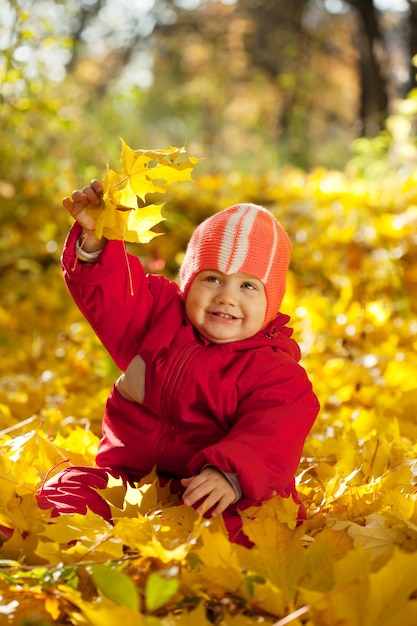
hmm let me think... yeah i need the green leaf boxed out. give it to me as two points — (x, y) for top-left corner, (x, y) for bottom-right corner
(145, 571), (179, 612)
(245, 575), (266, 599)
(41, 564), (79, 590)
(90, 564), (139, 611)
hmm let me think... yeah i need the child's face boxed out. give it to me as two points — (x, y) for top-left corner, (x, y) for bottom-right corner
(185, 270), (267, 344)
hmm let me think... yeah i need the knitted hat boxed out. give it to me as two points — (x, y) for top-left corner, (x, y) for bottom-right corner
(180, 203), (292, 325)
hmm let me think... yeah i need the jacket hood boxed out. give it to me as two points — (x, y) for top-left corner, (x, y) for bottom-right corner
(243, 312), (301, 361)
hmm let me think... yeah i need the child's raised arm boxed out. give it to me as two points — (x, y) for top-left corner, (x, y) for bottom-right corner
(62, 179), (105, 253)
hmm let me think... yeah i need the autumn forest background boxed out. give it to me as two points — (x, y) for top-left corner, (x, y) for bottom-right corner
(1, 1), (417, 625)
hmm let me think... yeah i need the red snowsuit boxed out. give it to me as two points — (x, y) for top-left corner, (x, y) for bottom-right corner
(38, 223), (319, 545)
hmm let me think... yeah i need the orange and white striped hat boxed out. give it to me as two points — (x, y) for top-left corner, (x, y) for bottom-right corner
(179, 203), (292, 324)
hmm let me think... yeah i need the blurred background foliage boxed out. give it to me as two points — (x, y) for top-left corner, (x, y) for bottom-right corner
(2, 3), (417, 622)
(1, 0), (417, 434)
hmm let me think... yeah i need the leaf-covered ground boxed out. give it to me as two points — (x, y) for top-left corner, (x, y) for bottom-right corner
(1, 166), (417, 626)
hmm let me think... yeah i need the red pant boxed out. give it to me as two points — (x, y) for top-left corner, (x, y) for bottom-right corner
(36, 466), (127, 521)
(36, 465), (254, 547)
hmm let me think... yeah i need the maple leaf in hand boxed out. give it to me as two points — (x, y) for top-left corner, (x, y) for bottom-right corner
(87, 138), (201, 243)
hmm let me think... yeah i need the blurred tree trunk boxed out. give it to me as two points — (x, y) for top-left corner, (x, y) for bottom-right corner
(237, 0), (312, 163)
(65, 0), (103, 72)
(407, 0), (417, 90)
(238, 0), (308, 73)
(238, 0), (308, 105)
(230, 0), (390, 139)
(345, 0), (389, 135)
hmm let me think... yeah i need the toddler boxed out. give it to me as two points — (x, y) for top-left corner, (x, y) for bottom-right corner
(37, 179), (320, 545)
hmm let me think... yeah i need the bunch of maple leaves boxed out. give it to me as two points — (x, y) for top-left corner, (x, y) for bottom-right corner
(1, 140), (417, 625)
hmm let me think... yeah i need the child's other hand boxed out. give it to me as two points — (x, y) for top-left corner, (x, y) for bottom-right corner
(63, 179), (105, 251)
(181, 467), (235, 517)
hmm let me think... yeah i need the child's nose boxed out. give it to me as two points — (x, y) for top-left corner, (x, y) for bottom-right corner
(215, 286), (236, 305)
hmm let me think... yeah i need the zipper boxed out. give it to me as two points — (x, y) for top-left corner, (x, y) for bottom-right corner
(153, 342), (201, 464)
(162, 343), (201, 419)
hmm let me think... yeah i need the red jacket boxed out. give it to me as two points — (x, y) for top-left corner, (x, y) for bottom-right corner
(62, 224), (319, 519)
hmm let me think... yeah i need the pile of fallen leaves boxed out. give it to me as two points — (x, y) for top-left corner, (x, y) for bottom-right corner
(1, 145), (417, 625)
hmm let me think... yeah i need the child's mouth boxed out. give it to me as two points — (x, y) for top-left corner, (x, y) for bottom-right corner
(211, 312), (236, 320)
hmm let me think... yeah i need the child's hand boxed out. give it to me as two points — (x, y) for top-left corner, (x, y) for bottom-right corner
(63, 179), (105, 252)
(181, 467), (236, 517)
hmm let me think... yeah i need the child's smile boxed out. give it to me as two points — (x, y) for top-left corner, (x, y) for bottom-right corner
(185, 270), (267, 344)
(212, 311), (235, 318)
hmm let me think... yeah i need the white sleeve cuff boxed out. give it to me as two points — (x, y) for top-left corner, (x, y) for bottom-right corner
(75, 238), (103, 262)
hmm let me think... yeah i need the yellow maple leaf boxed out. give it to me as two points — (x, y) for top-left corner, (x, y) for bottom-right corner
(38, 511), (111, 545)
(184, 520), (285, 617)
(240, 517), (306, 611)
(367, 549), (417, 626)
(302, 527), (354, 592)
(58, 585), (144, 626)
(240, 494), (301, 529)
(36, 511), (124, 565)
(303, 546), (417, 626)
(87, 138), (201, 243)
(0, 455), (29, 507)
(96, 466), (177, 521)
(301, 548), (370, 626)
(113, 506), (203, 564)
(51, 426), (100, 466)
(134, 466), (176, 512)
(331, 512), (417, 561)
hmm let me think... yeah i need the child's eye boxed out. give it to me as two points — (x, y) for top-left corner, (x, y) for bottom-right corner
(206, 275), (221, 284)
(241, 282), (256, 290)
